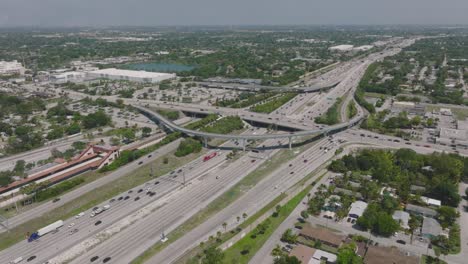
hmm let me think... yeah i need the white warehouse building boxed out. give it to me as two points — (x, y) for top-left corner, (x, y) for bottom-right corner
(86, 68), (176, 83)
(0, 60), (26, 75)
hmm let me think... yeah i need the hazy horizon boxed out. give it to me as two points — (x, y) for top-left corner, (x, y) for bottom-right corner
(1, 0), (468, 27)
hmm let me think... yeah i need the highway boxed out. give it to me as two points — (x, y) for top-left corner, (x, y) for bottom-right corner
(0, 140), (230, 264)
(150, 138), (341, 264)
(0, 37), (422, 264)
(0, 139), (181, 234)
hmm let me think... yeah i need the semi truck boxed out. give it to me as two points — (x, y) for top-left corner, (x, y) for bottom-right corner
(203, 152), (217, 162)
(28, 220), (64, 242)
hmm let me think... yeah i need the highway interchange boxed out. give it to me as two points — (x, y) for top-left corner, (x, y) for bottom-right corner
(1, 36), (458, 264)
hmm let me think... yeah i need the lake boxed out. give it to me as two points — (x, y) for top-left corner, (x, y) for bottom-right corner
(123, 62), (195, 73)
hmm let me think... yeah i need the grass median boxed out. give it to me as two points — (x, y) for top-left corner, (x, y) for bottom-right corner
(0, 150), (204, 251)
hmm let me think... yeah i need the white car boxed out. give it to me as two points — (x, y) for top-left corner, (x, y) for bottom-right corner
(68, 223), (75, 228)
(90, 212), (96, 218)
(75, 212), (85, 219)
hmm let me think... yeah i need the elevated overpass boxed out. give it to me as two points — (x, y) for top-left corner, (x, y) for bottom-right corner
(198, 79), (341, 93)
(125, 99), (317, 131)
(135, 105), (365, 150)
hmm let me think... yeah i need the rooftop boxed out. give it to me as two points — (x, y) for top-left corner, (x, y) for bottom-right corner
(289, 244), (315, 264)
(348, 201), (368, 218)
(422, 217), (442, 237)
(299, 225), (344, 247)
(392, 210), (410, 229)
(364, 246), (419, 264)
(405, 204), (437, 217)
(87, 68), (175, 79)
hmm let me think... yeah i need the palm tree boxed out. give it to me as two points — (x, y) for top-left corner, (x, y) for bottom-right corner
(242, 213), (248, 221)
(236, 216), (241, 223)
(222, 222), (227, 232)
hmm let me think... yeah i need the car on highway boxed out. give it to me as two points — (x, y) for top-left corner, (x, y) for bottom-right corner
(52, 198), (61, 203)
(109, 198), (115, 203)
(128, 190), (133, 194)
(138, 161), (143, 165)
(68, 223), (75, 228)
(396, 239), (406, 245)
(138, 189), (143, 193)
(75, 212), (85, 219)
(95, 220), (102, 226)
(134, 197), (140, 201)
(154, 181), (160, 185)
(124, 196), (130, 200)
(26, 256), (36, 262)
(90, 256), (99, 262)
(69, 228), (78, 235)
(118, 196), (123, 201)
(148, 154), (152, 158)
(103, 257), (112, 263)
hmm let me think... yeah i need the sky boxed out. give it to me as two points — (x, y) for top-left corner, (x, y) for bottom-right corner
(1, 0), (468, 27)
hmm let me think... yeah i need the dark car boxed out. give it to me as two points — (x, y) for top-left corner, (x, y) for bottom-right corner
(95, 220), (102, 226)
(103, 257), (112, 263)
(134, 197), (140, 201)
(290, 171), (294, 175)
(109, 199), (115, 203)
(118, 196), (123, 201)
(396, 239), (406, 245)
(148, 154), (152, 158)
(154, 181), (160, 185)
(90, 256), (99, 262)
(128, 190), (133, 194)
(303, 159), (308, 163)
(124, 196), (130, 200)
(138, 161), (143, 165)
(52, 198), (61, 203)
(27, 255), (37, 262)
(93, 207), (99, 211)
(138, 189), (143, 193)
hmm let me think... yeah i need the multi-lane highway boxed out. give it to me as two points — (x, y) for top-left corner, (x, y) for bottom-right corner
(0, 139), (181, 234)
(0, 37), (424, 264)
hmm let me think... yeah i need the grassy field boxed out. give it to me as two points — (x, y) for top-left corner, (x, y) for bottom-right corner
(222, 186), (313, 264)
(0, 150), (204, 251)
(131, 148), (302, 264)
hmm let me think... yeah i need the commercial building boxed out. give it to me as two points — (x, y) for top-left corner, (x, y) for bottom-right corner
(310, 249), (337, 264)
(86, 68), (175, 83)
(329, 45), (354, 52)
(0, 60), (25, 75)
(50, 71), (86, 83)
(348, 201), (368, 219)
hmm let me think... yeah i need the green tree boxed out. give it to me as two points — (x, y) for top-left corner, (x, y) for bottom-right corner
(274, 255), (301, 264)
(281, 229), (298, 244)
(436, 206), (459, 228)
(201, 246), (224, 264)
(337, 243), (363, 264)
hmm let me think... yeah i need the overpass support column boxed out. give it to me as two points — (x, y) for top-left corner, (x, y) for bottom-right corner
(242, 139), (246, 152)
(288, 137), (292, 150)
(204, 137), (208, 148)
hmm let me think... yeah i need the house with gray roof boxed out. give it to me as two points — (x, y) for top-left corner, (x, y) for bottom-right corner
(405, 204), (437, 218)
(421, 217), (442, 238)
(392, 210), (410, 229)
